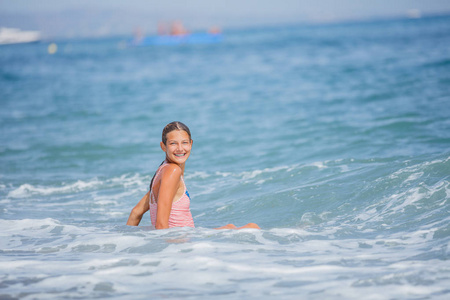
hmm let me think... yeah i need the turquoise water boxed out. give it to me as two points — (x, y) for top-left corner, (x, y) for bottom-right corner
(1, 16), (450, 299)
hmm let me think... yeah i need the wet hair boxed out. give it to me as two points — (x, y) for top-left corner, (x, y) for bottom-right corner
(149, 121), (192, 191)
(162, 121), (192, 145)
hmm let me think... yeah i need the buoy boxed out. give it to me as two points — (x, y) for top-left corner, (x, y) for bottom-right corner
(48, 43), (58, 54)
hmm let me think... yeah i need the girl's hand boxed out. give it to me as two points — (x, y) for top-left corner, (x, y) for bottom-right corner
(126, 191), (150, 226)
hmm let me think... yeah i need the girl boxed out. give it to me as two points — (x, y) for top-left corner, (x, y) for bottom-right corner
(126, 121), (259, 230)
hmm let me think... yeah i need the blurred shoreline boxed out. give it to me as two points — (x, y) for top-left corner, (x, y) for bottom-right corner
(1, 13), (448, 44)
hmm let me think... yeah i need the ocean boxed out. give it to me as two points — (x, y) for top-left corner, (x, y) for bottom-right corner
(1, 15), (449, 299)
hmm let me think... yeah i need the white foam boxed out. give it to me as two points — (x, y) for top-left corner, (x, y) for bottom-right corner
(405, 171), (424, 182)
(110, 173), (148, 188)
(215, 171), (232, 177)
(390, 156), (449, 182)
(355, 179), (449, 223)
(185, 171), (211, 179)
(0, 218), (61, 233)
(310, 161), (327, 169)
(193, 212), (206, 218)
(6, 173), (150, 199)
(1, 223), (449, 299)
(7, 180), (102, 198)
(241, 169), (263, 180)
(216, 205), (229, 212)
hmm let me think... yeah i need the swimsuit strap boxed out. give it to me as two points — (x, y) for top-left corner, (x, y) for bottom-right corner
(149, 160), (167, 190)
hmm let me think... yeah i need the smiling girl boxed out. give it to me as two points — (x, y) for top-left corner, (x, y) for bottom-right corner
(126, 121), (259, 230)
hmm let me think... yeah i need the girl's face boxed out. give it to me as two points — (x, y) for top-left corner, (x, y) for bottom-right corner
(161, 130), (192, 165)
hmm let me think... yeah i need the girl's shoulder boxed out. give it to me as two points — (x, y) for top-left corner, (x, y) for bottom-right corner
(159, 162), (182, 177)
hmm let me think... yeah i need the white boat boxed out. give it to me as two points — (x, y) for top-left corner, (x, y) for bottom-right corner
(0, 27), (41, 45)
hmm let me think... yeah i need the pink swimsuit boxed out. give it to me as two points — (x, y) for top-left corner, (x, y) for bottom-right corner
(149, 161), (195, 228)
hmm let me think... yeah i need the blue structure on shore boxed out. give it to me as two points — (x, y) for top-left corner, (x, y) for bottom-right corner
(130, 33), (223, 46)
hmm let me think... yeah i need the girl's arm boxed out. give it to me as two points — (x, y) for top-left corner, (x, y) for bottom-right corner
(126, 191), (150, 226)
(154, 164), (182, 229)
